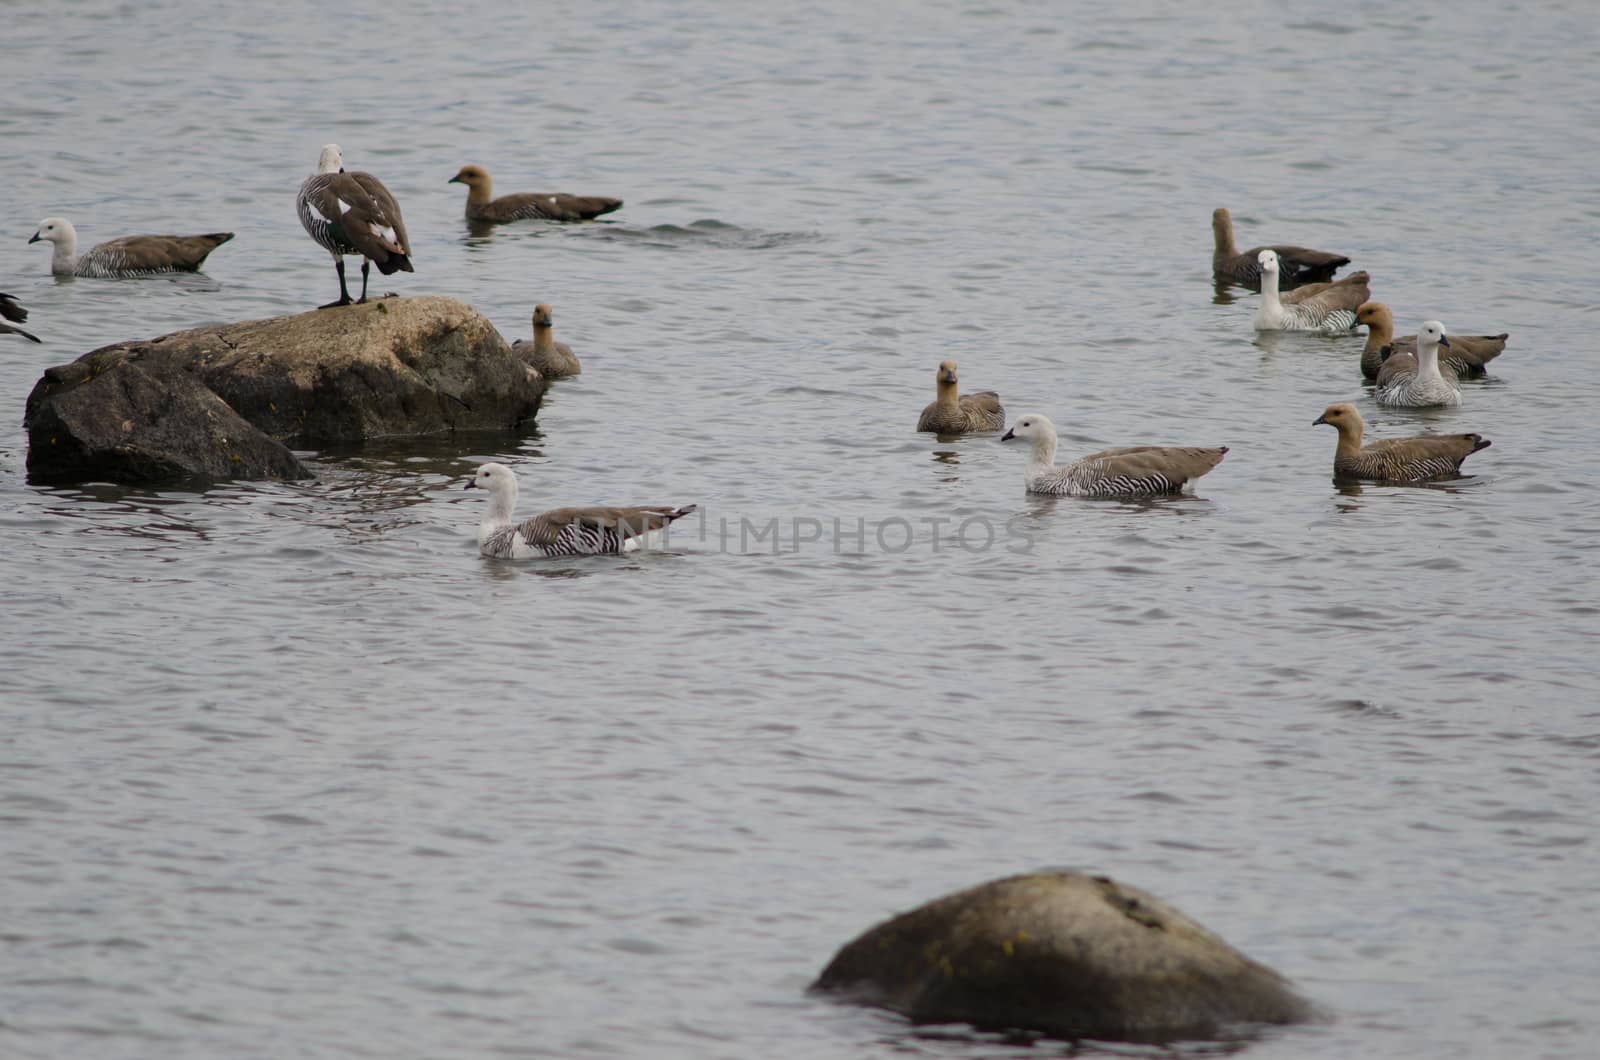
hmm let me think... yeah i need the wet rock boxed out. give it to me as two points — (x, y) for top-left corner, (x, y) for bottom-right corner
(812, 871), (1315, 1043)
(24, 295), (546, 484)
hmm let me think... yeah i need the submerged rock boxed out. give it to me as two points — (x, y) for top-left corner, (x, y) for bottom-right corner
(812, 870), (1315, 1043)
(24, 296), (546, 484)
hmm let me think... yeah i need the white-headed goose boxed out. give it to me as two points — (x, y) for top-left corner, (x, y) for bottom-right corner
(29, 218), (232, 278)
(465, 462), (695, 559)
(1000, 414), (1226, 497)
(1356, 301), (1507, 381)
(1375, 321), (1461, 407)
(1252, 250), (1369, 333)
(297, 144), (413, 308)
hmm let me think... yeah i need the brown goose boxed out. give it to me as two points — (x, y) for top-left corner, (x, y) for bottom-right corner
(1212, 207), (1350, 290)
(1001, 414), (1226, 497)
(448, 164), (622, 223)
(1313, 403), (1489, 481)
(916, 359), (1003, 433)
(1, 293), (40, 342)
(466, 462), (694, 558)
(297, 144), (413, 308)
(1356, 301), (1507, 380)
(29, 218), (232, 278)
(510, 303), (581, 379)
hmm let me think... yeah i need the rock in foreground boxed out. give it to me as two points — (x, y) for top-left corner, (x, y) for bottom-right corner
(812, 871), (1315, 1043)
(24, 296), (546, 484)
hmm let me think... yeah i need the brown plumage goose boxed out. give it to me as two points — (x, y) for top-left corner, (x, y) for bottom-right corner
(1313, 403), (1490, 481)
(1001, 414), (1226, 497)
(510, 303), (581, 379)
(297, 144), (413, 307)
(448, 165), (622, 223)
(1212, 207), (1350, 290)
(29, 218), (232, 278)
(1, 292), (40, 342)
(466, 462), (694, 558)
(1356, 302), (1507, 380)
(916, 359), (1004, 433)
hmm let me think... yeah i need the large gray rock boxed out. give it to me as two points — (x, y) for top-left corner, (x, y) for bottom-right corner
(812, 871), (1315, 1043)
(24, 296), (546, 484)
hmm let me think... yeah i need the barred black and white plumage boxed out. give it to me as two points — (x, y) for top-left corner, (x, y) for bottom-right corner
(448, 164), (622, 224)
(1001, 414), (1227, 498)
(298, 144), (412, 307)
(1375, 321), (1462, 408)
(28, 217), (232, 278)
(1359, 302), (1508, 381)
(1313, 403), (1490, 482)
(1252, 250), (1369, 333)
(466, 462), (695, 559)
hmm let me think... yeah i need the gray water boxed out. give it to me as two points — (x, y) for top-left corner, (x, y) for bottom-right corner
(3, 1), (1599, 1057)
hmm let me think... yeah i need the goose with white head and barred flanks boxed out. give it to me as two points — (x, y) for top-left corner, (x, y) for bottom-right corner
(466, 462), (695, 558)
(28, 218), (232, 278)
(1000, 414), (1227, 497)
(1313, 403), (1489, 481)
(1252, 249), (1369, 333)
(1375, 321), (1461, 407)
(297, 144), (413, 308)
(1357, 301), (1507, 380)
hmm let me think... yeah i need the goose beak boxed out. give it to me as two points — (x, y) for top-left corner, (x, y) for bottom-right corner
(448, 175), (461, 184)
(1312, 414), (1327, 426)
(1001, 428), (1015, 442)
(464, 479), (477, 490)
(28, 232), (41, 243)
(1438, 334), (1451, 348)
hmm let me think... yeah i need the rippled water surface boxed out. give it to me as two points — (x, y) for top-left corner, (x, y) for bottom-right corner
(4, 2), (1599, 1058)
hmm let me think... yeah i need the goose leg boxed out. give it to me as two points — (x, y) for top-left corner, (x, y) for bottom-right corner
(357, 259), (371, 304)
(320, 258), (353, 309)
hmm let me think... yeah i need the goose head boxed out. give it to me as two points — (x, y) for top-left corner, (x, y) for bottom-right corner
(1418, 320), (1451, 349)
(936, 359), (959, 387)
(465, 461), (518, 499)
(1256, 248), (1280, 276)
(1000, 413), (1057, 445)
(1355, 301), (1392, 333)
(532, 303), (554, 329)
(28, 217), (76, 247)
(1312, 403), (1363, 430)
(449, 164), (491, 189)
(315, 144), (344, 175)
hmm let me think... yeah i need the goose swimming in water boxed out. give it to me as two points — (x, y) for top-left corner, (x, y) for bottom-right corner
(1356, 301), (1507, 380)
(1375, 321), (1461, 407)
(1313, 403), (1489, 481)
(916, 359), (1004, 433)
(1252, 249), (1369, 333)
(466, 462), (695, 558)
(1211, 207), (1351, 290)
(297, 144), (413, 307)
(1000, 414), (1227, 497)
(28, 218), (232, 278)
(448, 164), (622, 223)
(510, 303), (582, 379)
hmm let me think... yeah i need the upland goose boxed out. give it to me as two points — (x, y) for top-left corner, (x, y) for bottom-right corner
(1253, 250), (1369, 333)
(916, 359), (1004, 433)
(297, 144), (412, 308)
(510, 303), (581, 379)
(1212, 207), (1350, 289)
(448, 165), (622, 223)
(1, 293), (40, 342)
(1356, 301), (1507, 380)
(466, 462), (695, 558)
(1375, 321), (1461, 407)
(1000, 414), (1226, 497)
(1313, 403), (1489, 481)
(28, 218), (232, 278)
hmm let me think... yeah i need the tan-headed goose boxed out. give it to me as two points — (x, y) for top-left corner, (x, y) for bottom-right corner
(1375, 321), (1461, 407)
(510, 303), (581, 379)
(1253, 250), (1369, 333)
(465, 462), (695, 559)
(1212, 207), (1350, 289)
(1, 293), (40, 342)
(1000, 414), (1226, 497)
(448, 165), (622, 224)
(916, 359), (1004, 433)
(28, 218), (232, 278)
(297, 144), (413, 308)
(1313, 403), (1489, 481)
(1356, 301), (1507, 380)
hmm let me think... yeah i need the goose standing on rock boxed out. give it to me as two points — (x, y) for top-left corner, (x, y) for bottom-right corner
(28, 218), (232, 278)
(466, 462), (696, 558)
(297, 144), (412, 308)
(1313, 403), (1489, 481)
(1253, 249), (1370, 333)
(916, 359), (1004, 433)
(1000, 414), (1227, 497)
(1356, 301), (1507, 380)
(1212, 207), (1350, 290)
(1, 293), (40, 342)
(511, 303), (581, 379)
(1375, 321), (1461, 407)
(448, 165), (622, 223)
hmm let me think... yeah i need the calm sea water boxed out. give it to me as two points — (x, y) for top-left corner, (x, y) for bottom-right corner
(3, 2), (1599, 1058)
